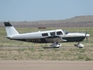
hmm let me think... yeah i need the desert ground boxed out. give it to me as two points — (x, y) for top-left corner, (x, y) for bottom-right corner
(0, 45), (93, 70)
(0, 60), (93, 70)
(0, 16), (93, 70)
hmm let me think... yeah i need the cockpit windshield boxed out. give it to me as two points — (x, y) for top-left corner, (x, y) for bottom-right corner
(63, 30), (69, 34)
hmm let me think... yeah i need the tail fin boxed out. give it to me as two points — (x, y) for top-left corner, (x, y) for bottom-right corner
(4, 22), (19, 37)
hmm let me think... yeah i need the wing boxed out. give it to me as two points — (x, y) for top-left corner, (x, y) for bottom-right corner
(45, 36), (67, 43)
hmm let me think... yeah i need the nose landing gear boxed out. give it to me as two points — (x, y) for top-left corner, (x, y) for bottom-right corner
(74, 42), (84, 48)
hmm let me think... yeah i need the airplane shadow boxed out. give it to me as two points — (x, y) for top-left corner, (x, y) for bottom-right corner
(43, 46), (59, 49)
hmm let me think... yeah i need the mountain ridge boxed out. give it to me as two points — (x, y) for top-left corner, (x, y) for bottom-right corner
(0, 15), (93, 27)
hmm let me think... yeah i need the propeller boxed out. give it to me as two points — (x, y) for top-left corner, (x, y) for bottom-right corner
(85, 30), (88, 42)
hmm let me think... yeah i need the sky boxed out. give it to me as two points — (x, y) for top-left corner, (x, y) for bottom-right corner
(0, 0), (93, 21)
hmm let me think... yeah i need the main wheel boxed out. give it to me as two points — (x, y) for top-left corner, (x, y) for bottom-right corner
(50, 43), (61, 48)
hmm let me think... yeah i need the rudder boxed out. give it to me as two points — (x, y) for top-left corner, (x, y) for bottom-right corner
(4, 22), (19, 37)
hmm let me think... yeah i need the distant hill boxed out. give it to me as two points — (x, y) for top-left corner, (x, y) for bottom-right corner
(0, 15), (93, 28)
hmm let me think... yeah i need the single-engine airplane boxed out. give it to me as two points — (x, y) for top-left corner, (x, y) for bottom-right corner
(4, 22), (90, 48)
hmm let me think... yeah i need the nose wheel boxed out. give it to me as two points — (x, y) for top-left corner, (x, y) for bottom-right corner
(74, 42), (84, 48)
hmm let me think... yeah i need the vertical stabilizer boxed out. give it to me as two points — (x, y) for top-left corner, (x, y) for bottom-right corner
(4, 22), (19, 37)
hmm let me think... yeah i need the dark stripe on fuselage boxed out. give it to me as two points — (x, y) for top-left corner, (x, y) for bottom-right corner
(63, 36), (85, 42)
(12, 38), (47, 43)
(10, 36), (85, 43)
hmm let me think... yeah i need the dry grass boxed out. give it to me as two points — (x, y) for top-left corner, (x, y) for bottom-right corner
(0, 47), (93, 61)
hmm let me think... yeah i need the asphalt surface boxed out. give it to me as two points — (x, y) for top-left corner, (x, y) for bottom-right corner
(0, 60), (93, 70)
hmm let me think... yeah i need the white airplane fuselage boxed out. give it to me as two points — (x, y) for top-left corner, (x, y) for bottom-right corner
(4, 22), (90, 48)
(7, 29), (89, 43)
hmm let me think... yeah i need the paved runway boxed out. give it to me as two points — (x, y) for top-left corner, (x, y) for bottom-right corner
(0, 60), (93, 70)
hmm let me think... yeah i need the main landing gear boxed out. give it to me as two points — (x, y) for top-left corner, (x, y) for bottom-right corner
(50, 42), (84, 48)
(74, 42), (84, 48)
(50, 42), (61, 48)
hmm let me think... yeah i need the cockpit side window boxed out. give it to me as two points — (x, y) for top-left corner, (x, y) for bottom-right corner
(42, 33), (48, 36)
(50, 32), (55, 36)
(57, 31), (63, 35)
(63, 30), (69, 34)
